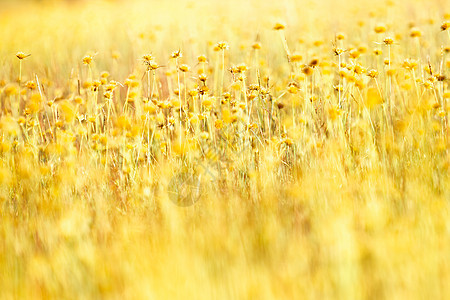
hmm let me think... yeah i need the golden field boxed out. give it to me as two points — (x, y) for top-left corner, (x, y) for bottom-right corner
(0, 0), (449, 298)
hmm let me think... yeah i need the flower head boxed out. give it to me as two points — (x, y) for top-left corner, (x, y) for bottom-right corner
(16, 52), (31, 60)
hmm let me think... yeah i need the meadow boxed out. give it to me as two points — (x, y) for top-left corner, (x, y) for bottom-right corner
(0, 0), (449, 298)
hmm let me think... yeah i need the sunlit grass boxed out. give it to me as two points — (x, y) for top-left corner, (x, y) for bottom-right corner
(0, 0), (449, 299)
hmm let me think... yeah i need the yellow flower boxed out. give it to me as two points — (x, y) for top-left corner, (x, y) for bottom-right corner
(82, 55), (93, 65)
(273, 22), (286, 30)
(179, 64), (190, 72)
(441, 21), (450, 31)
(16, 52), (31, 60)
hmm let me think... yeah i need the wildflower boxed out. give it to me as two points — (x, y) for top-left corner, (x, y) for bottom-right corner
(273, 22), (286, 30)
(236, 63), (247, 73)
(111, 50), (121, 60)
(16, 52), (31, 60)
(200, 132), (209, 140)
(92, 80), (101, 90)
(202, 97), (213, 108)
(313, 40), (323, 46)
(215, 41), (229, 51)
(3, 84), (18, 96)
(443, 91), (450, 98)
(215, 119), (224, 129)
(374, 23), (387, 33)
(383, 37), (394, 45)
(83, 81), (92, 89)
(353, 64), (365, 74)
(309, 58), (319, 67)
(198, 73), (207, 82)
(284, 138), (293, 146)
(386, 68), (396, 76)
(189, 114), (199, 125)
(252, 42), (262, 50)
(287, 83), (299, 94)
(26, 80), (37, 89)
(357, 45), (368, 53)
(435, 74), (446, 81)
(179, 64), (190, 72)
(328, 105), (343, 120)
(302, 65), (313, 76)
(289, 52), (302, 62)
(171, 98), (181, 108)
(144, 103), (157, 114)
(104, 91), (113, 100)
(441, 21), (450, 31)
(349, 49), (360, 59)
(336, 32), (346, 40)
(373, 49), (382, 55)
(0, 115), (20, 136)
(223, 92), (231, 101)
(146, 60), (159, 71)
(333, 47), (345, 56)
(142, 54), (154, 62)
(410, 27), (422, 37)
(171, 50), (182, 59)
(188, 89), (198, 97)
(197, 55), (207, 63)
(82, 55), (93, 65)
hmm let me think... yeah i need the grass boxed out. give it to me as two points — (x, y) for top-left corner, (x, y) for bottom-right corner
(0, 0), (449, 299)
